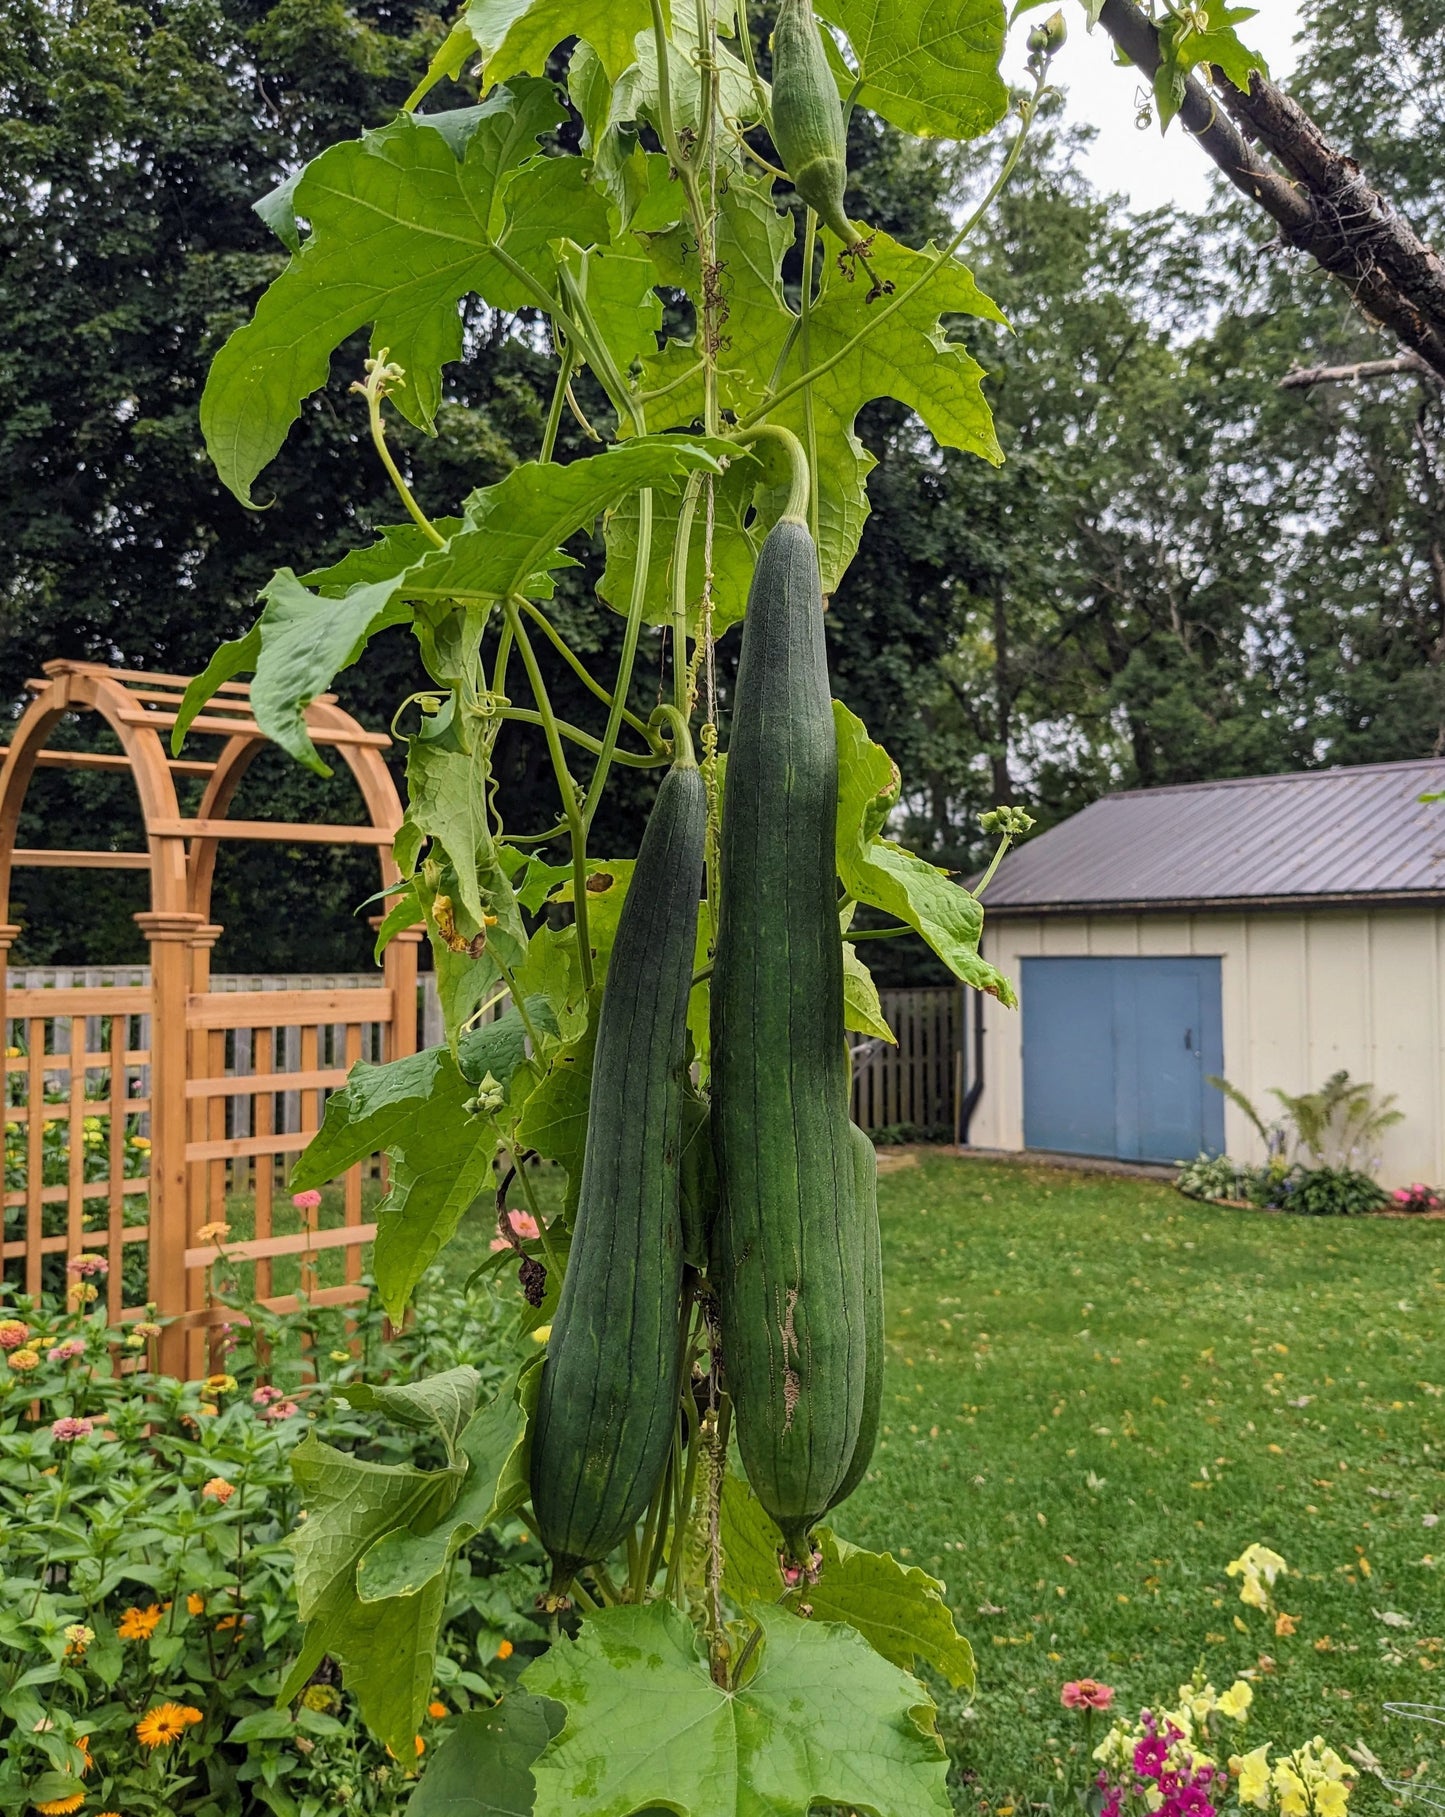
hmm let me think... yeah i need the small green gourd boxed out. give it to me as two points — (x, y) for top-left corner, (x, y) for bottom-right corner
(769, 0), (861, 249)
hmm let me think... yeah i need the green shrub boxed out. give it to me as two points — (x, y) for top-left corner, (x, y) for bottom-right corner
(1176, 1154), (1389, 1216)
(0, 1260), (534, 1817)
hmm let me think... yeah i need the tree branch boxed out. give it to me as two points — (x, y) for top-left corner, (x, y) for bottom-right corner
(1095, 0), (1445, 381)
(1279, 354), (1441, 391)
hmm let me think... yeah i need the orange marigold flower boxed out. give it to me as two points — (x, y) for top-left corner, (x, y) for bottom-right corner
(187, 1593), (206, 1617)
(427, 1701), (448, 1719)
(495, 1638), (514, 1660)
(215, 1614), (240, 1632)
(118, 1604), (163, 1640)
(201, 1476), (235, 1503)
(7, 1349), (40, 1372)
(33, 1793), (84, 1815)
(135, 1703), (203, 1748)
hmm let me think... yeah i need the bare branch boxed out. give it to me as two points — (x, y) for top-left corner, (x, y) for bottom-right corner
(1095, 0), (1445, 382)
(1279, 354), (1441, 390)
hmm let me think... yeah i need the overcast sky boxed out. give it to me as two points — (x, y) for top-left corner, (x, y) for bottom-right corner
(1009, 2), (1304, 214)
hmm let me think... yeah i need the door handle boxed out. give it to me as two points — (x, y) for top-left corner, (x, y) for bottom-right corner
(1184, 1028), (1193, 1052)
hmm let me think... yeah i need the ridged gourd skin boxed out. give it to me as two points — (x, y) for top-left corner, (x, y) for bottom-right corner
(710, 515), (866, 1559)
(827, 1124), (882, 1513)
(530, 759), (707, 1584)
(769, 0), (859, 249)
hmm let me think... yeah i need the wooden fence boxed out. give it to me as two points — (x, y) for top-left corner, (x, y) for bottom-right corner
(4, 967), (968, 1369)
(2, 967), (407, 1374)
(850, 986), (965, 1136)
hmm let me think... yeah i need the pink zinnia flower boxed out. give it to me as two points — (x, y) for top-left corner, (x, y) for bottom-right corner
(292, 1189), (323, 1211)
(1061, 1678), (1115, 1711)
(263, 1399), (300, 1421)
(51, 1416), (94, 1442)
(47, 1339), (86, 1363)
(66, 1253), (108, 1277)
(0, 1319), (30, 1350)
(251, 1384), (283, 1406)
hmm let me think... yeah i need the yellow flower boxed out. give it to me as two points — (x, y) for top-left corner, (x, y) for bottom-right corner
(7, 1349), (39, 1372)
(300, 1684), (339, 1712)
(135, 1703), (203, 1748)
(195, 1220), (229, 1243)
(1315, 1782), (1349, 1817)
(530, 1324), (552, 1343)
(33, 1793), (84, 1815)
(203, 1373), (237, 1396)
(496, 1638), (514, 1660)
(62, 1623), (94, 1654)
(67, 1282), (98, 1304)
(329, 1350), (351, 1363)
(130, 1135), (151, 1150)
(187, 1593), (206, 1617)
(118, 1604), (163, 1641)
(1216, 1679), (1253, 1721)
(1232, 1744), (1272, 1810)
(1227, 1543), (1286, 1612)
(1273, 1760), (1309, 1816)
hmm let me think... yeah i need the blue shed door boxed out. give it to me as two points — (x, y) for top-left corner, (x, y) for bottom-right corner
(1021, 956), (1224, 1163)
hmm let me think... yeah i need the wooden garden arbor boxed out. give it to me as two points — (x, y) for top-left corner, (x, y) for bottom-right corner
(0, 660), (419, 1375)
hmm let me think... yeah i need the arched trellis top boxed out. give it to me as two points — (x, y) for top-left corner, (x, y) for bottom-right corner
(0, 661), (418, 1379)
(0, 658), (403, 926)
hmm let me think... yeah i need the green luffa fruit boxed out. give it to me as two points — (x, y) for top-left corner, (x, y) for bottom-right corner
(530, 757), (707, 1586)
(769, 0), (861, 249)
(827, 1124), (882, 1513)
(710, 514), (867, 1561)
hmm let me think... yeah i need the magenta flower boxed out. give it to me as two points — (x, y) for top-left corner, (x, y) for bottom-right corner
(263, 1399), (300, 1421)
(51, 1416), (93, 1441)
(251, 1384), (283, 1406)
(292, 1189), (323, 1211)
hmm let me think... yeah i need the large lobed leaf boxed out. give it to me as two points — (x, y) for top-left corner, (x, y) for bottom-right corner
(720, 1474), (976, 1691)
(523, 1600), (952, 1817)
(818, 0), (1008, 140)
(834, 700), (1017, 1005)
(281, 1368), (532, 1763)
(203, 82), (604, 503)
(290, 1042), (514, 1321)
(175, 436), (730, 774)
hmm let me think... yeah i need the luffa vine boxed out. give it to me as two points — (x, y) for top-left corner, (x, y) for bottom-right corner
(175, 0), (1253, 1808)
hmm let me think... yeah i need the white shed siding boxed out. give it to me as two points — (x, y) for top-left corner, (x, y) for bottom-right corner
(972, 907), (1445, 1188)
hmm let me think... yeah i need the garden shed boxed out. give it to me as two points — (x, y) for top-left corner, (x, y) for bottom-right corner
(968, 759), (1445, 1187)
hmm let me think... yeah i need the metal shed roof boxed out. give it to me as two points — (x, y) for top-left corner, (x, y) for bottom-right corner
(983, 759), (1445, 915)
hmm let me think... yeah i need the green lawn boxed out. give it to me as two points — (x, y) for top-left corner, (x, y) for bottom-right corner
(841, 1154), (1445, 1809)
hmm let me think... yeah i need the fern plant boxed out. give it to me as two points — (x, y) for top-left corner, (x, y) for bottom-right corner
(1208, 1071), (1401, 1175)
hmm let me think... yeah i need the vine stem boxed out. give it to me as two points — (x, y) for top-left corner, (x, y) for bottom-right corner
(520, 599), (658, 738)
(501, 598), (595, 991)
(799, 208), (822, 548)
(539, 337), (576, 464)
(355, 352), (445, 548)
(671, 474), (704, 717)
(733, 423), (810, 521)
(739, 67), (1048, 430)
(583, 486), (654, 830)
(495, 705), (668, 767)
